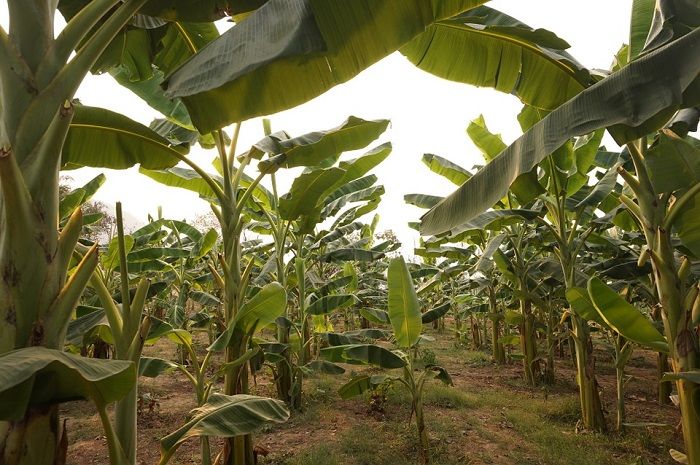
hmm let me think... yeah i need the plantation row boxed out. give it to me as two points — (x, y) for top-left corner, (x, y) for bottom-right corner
(0, 1), (699, 465)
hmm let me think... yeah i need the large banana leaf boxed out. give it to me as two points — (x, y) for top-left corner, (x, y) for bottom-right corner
(232, 282), (287, 335)
(401, 6), (591, 111)
(587, 277), (668, 353)
(322, 185), (384, 220)
(422, 154), (472, 185)
(645, 131), (700, 193)
(421, 302), (451, 324)
(420, 28), (700, 235)
(255, 117), (389, 169)
(210, 282), (287, 351)
(466, 115), (545, 204)
(140, 167), (223, 198)
(138, 357), (178, 378)
(404, 193), (443, 209)
(59, 0), (267, 23)
(629, 0), (656, 60)
(0, 347), (135, 420)
(338, 374), (388, 399)
(306, 294), (359, 316)
(565, 287), (607, 327)
(164, 0), (483, 131)
(319, 248), (384, 263)
(312, 222), (364, 249)
(62, 106), (182, 170)
(58, 2), (221, 125)
(387, 256), (422, 348)
(440, 209), (540, 239)
(160, 394), (289, 461)
(140, 0), (268, 22)
(279, 167), (345, 220)
(343, 344), (406, 369)
(324, 175), (378, 207)
(335, 143), (393, 186)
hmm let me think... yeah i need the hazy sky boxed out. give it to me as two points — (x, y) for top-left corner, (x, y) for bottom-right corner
(1, 1), (634, 254)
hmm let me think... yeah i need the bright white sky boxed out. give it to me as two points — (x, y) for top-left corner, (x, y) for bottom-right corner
(1, 1), (634, 256)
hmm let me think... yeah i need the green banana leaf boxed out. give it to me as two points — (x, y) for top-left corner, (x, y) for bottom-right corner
(401, 5), (591, 111)
(0, 347), (135, 420)
(420, 28), (700, 235)
(387, 256), (422, 348)
(62, 105), (182, 170)
(59, 173), (106, 220)
(324, 175), (378, 205)
(422, 302), (451, 324)
(304, 360), (345, 375)
(360, 308), (390, 325)
(211, 282), (287, 350)
(319, 248), (385, 263)
(255, 116), (389, 169)
(422, 153), (472, 185)
(164, 0), (483, 131)
(335, 142), (393, 186)
(233, 282), (287, 335)
(138, 357), (178, 378)
(645, 131), (700, 193)
(587, 277), (668, 353)
(140, 167), (223, 199)
(565, 287), (607, 327)
(467, 115), (545, 204)
(404, 194), (443, 209)
(279, 168), (345, 220)
(343, 344), (406, 369)
(629, 0), (656, 60)
(160, 394), (289, 461)
(338, 374), (388, 399)
(305, 294), (359, 316)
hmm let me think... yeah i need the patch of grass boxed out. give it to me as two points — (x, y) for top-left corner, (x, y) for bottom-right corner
(284, 444), (339, 465)
(306, 375), (338, 404)
(540, 396), (581, 425)
(462, 350), (493, 367)
(338, 422), (414, 465)
(423, 383), (477, 409)
(502, 399), (633, 465)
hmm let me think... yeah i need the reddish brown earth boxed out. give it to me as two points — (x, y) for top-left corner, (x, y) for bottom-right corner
(62, 329), (682, 465)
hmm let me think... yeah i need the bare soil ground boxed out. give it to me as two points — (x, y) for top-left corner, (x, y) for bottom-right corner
(62, 328), (682, 465)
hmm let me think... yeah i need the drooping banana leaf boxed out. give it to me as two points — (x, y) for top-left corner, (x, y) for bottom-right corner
(400, 5), (592, 111)
(160, 394), (289, 462)
(420, 28), (700, 235)
(164, 0), (485, 131)
(255, 117), (389, 169)
(62, 105), (182, 170)
(0, 347), (135, 420)
(587, 277), (668, 353)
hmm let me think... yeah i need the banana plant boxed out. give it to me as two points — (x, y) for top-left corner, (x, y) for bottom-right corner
(0, 1), (589, 462)
(567, 280), (649, 432)
(419, 2), (700, 456)
(0, 1), (211, 462)
(323, 256), (452, 464)
(234, 120), (392, 409)
(140, 114), (388, 462)
(611, 126), (700, 463)
(87, 203), (153, 464)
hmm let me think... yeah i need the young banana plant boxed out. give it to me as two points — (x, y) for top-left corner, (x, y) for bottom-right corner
(323, 256), (452, 464)
(88, 202), (153, 464)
